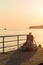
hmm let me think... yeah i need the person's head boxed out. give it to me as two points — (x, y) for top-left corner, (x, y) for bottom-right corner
(29, 32), (32, 35)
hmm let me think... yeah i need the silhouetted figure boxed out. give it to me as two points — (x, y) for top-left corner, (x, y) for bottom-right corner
(38, 44), (41, 48)
(20, 32), (37, 51)
(27, 32), (34, 43)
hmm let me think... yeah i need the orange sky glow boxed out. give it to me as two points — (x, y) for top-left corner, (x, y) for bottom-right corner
(0, 0), (43, 29)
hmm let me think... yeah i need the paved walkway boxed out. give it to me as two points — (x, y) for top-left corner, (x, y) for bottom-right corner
(21, 48), (43, 65)
(0, 48), (43, 65)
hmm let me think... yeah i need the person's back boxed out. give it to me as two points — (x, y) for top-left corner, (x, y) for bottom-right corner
(27, 32), (34, 43)
(20, 32), (37, 51)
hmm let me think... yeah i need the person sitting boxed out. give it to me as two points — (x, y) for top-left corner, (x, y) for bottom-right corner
(27, 32), (34, 43)
(26, 32), (37, 50)
(20, 32), (37, 51)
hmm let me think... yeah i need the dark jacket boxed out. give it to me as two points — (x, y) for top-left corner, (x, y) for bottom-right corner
(27, 34), (34, 43)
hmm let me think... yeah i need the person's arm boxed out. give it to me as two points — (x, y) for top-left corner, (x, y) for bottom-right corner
(33, 39), (36, 44)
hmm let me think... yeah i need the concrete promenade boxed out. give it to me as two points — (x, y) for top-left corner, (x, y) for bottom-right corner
(0, 48), (43, 65)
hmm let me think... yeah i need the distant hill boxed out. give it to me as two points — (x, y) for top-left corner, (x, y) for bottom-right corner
(29, 25), (43, 29)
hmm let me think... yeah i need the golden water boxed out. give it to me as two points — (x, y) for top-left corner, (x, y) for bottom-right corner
(0, 29), (43, 52)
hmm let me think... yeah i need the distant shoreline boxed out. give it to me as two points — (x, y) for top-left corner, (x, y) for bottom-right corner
(29, 25), (43, 29)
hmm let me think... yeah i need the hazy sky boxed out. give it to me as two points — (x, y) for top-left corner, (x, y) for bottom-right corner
(0, 0), (43, 29)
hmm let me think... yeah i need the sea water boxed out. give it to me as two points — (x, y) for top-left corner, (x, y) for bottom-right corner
(0, 29), (43, 52)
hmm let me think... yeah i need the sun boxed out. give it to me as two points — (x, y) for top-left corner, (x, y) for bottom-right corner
(38, 5), (43, 17)
(40, 6), (43, 14)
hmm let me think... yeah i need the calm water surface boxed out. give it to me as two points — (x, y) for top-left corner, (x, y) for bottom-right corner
(0, 29), (43, 52)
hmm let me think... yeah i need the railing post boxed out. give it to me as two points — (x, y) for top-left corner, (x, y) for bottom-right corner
(3, 36), (4, 54)
(17, 35), (19, 49)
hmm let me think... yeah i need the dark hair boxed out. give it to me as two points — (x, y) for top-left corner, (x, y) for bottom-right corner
(29, 32), (32, 35)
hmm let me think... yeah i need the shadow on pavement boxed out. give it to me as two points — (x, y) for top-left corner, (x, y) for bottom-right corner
(5, 50), (37, 65)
